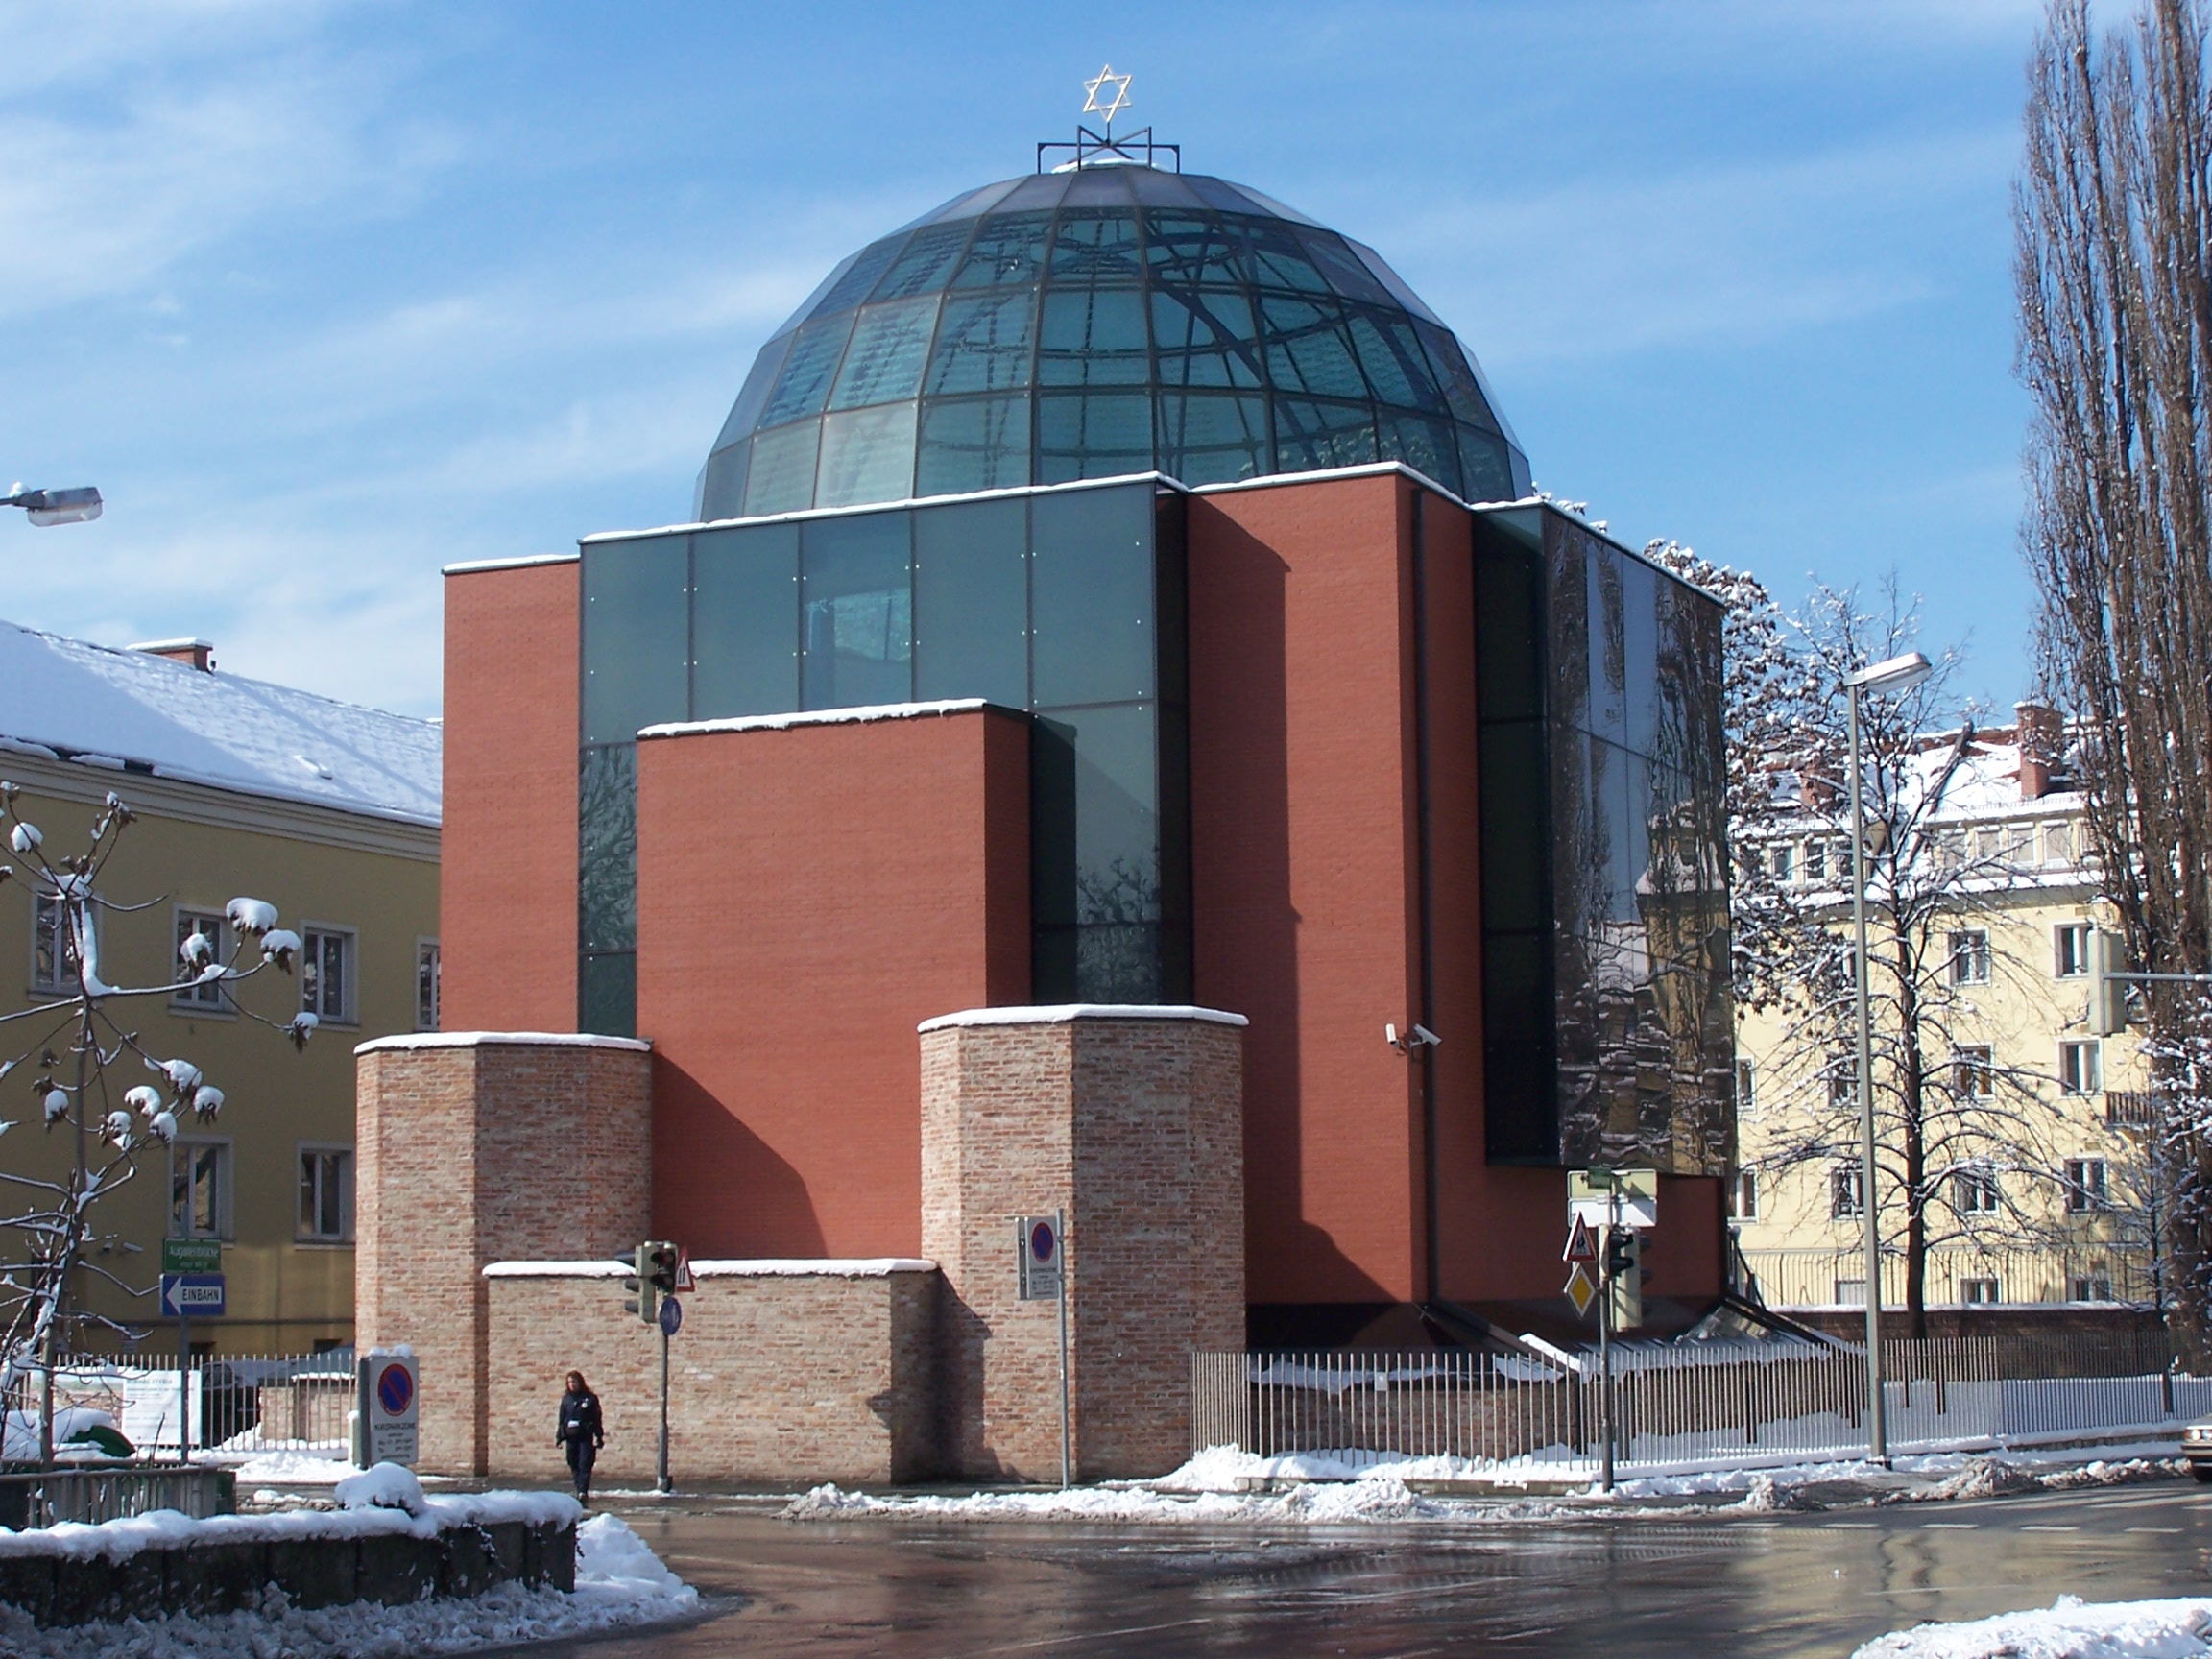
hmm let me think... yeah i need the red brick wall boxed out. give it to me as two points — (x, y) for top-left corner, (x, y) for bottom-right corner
(636, 705), (1029, 1259)
(443, 560), (580, 1033)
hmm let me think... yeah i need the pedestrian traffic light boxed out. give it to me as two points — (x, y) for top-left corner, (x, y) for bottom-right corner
(644, 1240), (679, 1296)
(623, 1242), (661, 1328)
(2087, 928), (2130, 1038)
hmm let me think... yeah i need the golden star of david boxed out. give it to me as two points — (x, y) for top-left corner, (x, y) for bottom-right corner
(1083, 65), (1133, 126)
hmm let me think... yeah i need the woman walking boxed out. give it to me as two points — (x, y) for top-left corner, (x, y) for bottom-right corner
(555, 1369), (605, 1504)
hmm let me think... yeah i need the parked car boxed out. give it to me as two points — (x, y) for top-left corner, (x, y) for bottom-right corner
(2182, 1417), (2212, 1480)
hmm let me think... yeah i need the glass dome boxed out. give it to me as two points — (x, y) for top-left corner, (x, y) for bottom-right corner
(695, 163), (1529, 520)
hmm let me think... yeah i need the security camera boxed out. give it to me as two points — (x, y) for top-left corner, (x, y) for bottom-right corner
(1386, 1022), (1442, 1052)
(1410, 1024), (1441, 1048)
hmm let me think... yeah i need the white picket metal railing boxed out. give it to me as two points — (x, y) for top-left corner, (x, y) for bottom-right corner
(7, 1352), (353, 1459)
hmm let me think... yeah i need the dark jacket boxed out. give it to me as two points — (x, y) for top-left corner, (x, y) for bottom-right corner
(556, 1388), (604, 1449)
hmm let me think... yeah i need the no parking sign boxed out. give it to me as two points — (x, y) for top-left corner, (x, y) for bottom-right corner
(356, 1348), (420, 1468)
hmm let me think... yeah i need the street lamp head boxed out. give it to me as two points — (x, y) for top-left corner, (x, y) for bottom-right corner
(4, 485), (103, 527)
(1844, 651), (1932, 695)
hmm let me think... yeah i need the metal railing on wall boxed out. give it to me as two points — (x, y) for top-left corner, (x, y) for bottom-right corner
(5, 1351), (354, 1460)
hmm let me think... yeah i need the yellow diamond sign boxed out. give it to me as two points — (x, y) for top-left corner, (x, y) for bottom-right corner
(1564, 1263), (1598, 1318)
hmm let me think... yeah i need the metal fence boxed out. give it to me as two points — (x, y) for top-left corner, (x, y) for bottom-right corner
(1741, 1246), (2162, 1311)
(1193, 1340), (2212, 1473)
(5, 1351), (353, 1459)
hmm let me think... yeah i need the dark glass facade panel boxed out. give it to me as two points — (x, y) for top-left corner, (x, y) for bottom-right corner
(692, 522), (799, 719)
(582, 537), (688, 746)
(1377, 413), (1459, 496)
(1151, 289), (1263, 389)
(710, 332), (793, 456)
(579, 951), (637, 1043)
(801, 511), (912, 708)
(916, 397), (1031, 496)
(1048, 210), (1142, 281)
(1032, 702), (1164, 1004)
(816, 401), (918, 508)
(1276, 398), (1380, 472)
(1260, 296), (1369, 400)
(759, 314), (855, 426)
(1458, 426), (1514, 502)
(1035, 393), (1152, 483)
(1030, 485), (1154, 705)
(697, 442), (749, 523)
(871, 221), (974, 301)
(1347, 310), (1446, 412)
(1475, 506), (1732, 1175)
(951, 211), (1052, 287)
(1158, 393), (1267, 486)
(927, 291), (1036, 394)
(830, 297), (940, 410)
(744, 421), (821, 517)
(814, 236), (905, 314)
(1038, 288), (1149, 386)
(914, 497), (1027, 706)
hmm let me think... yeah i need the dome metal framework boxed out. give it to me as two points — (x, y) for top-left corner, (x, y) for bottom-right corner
(696, 163), (1530, 521)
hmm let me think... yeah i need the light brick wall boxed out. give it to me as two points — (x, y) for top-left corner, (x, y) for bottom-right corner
(354, 1035), (653, 1474)
(922, 1011), (1244, 1481)
(483, 1267), (938, 1484)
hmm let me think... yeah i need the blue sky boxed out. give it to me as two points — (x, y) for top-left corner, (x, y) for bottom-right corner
(0, 0), (2055, 718)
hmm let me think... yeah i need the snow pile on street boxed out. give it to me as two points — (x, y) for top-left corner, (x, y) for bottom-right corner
(228, 1448), (353, 1484)
(785, 1476), (1459, 1524)
(0, 1512), (695, 1657)
(1854, 1595), (2212, 1657)
(333, 1461), (427, 1516)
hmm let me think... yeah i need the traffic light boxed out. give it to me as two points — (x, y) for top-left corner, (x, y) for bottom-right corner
(622, 1242), (660, 1328)
(1602, 1226), (1643, 1333)
(2088, 928), (2130, 1038)
(644, 1240), (679, 1296)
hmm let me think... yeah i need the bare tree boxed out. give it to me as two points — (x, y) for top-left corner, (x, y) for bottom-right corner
(2017, 0), (2212, 1358)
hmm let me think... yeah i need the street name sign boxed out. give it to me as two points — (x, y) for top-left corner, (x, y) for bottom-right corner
(158, 1273), (225, 1318)
(161, 1238), (221, 1275)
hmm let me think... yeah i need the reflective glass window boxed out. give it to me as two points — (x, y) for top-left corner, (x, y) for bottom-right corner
(1259, 296), (1369, 399)
(579, 744), (638, 951)
(916, 396), (1031, 495)
(816, 401), (918, 508)
(870, 221), (974, 301)
(1586, 542), (1627, 746)
(1142, 212), (1248, 286)
(710, 333), (793, 453)
(829, 297), (940, 410)
(1378, 413), (1460, 494)
(950, 212), (1052, 287)
(1620, 554), (1661, 756)
(926, 290), (1036, 394)
(995, 173), (1073, 213)
(1150, 289), (1262, 388)
(1031, 484), (1153, 704)
(1296, 229), (1392, 304)
(1032, 704), (1165, 1002)
(814, 234), (907, 313)
(578, 951), (636, 1041)
(1236, 218), (1330, 292)
(759, 314), (854, 426)
(692, 522), (799, 719)
(1415, 322), (1499, 432)
(1274, 397), (1379, 471)
(1062, 166), (1135, 207)
(743, 421), (821, 516)
(1458, 426), (1514, 501)
(1348, 310), (1447, 412)
(1035, 393), (1152, 484)
(1038, 287), (1149, 386)
(801, 511), (911, 709)
(1158, 393), (1267, 486)
(914, 497), (1027, 706)
(1047, 209), (1142, 281)
(582, 537), (688, 746)
(697, 441), (750, 523)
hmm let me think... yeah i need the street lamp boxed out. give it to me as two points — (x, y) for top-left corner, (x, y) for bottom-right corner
(1842, 649), (1932, 1464)
(3, 485), (103, 527)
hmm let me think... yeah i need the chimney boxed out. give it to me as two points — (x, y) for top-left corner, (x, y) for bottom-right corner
(130, 638), (215, 673)
(2015, 701), (2060, 801)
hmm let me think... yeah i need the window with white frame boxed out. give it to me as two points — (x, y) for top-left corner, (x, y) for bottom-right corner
(2059, 1038), (2103, 1095)
(1828, 1061), (1856, 1108)
(1831, 1165), (1864, 1219)
(415, 939), (441, 1033)
(1735, 1058), (1756, 1117)
(2045, 819), (2076, 865)
(2054, 922), (2091, 979)
(1803, 838), (1828, 882)
(301, 927), (355, 1023)
(32, 892), (86, 995)
(1730, 1169), (1759, 1221)
(1973, 827), (2004, 862)
(1953, 1163), (2001, 1215)
(172, 908), (226, 1008)
(1767, 842), (1794, 882)
(1834, 1278), (1867, 1308)
(1954, 1045), (1994, 1102)
(298, 1145), (352, 1241)
(171, 1140), (231, 1239)
(2072, 1273), (2114, 1303)
(1960, 1277), (2001, 1305)
(2004, 823), (2037, 862)
(2064, 1157), (2108, 1213)
(1949, 928), (1992, 986)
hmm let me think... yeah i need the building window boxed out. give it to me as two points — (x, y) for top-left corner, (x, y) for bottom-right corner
(1831, 1165), (1864, 1219)
(1955, 1045), (1994, 1102)
(1973, 828), (2004, 862)
(2064, 1157), (2108, 1213)
(172, 908), (226, 1007)
(1960, 1277), (2001, 1305)
(1730, 1169), (1759, 1221)
(1935, 830), (1965, 872)
(1953, 1164), (2001, 1215)
(1767, 843), (1794, 883)
(2055, 922), (2090, 979)
(1834, 1278), (1866, 1308)
(33, 892), (86, 995)
(2045, 820), (2075, 865)
(301, 927), (355, 1023)
(2071, 1274), (2114, 1303)
(1828, 1061), (1856, 1108)
(416, 939), (441, 1033)
(172, 1140), (231, 1239)
(1948, 929), (1991, 987)
(1735, 1058), (1756, 1117)
(1802, 838), (1827, 882)
(2059, 1039), (2102, 1096)
(298, 1146), (352, 1241)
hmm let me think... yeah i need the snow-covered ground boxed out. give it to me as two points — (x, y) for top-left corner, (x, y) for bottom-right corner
(1854, 1596), (2212, 1657)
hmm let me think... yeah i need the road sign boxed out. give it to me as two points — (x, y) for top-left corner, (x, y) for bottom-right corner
(1564, 1264), (1598, 1318)
(659, 1294), (683, 1336)
(158, 1273), (225, 1318)
(1569, 1167), (1658, 1230)
(1018, 1214), (1063, 1301)
(1563, 1214), (1596, 1264)
(161, 1238), (221, 1275)
(357, 1348), (419, 1468)
(673, 1245), (694, 1294)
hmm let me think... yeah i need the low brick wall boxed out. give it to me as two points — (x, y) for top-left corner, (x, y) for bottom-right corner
(484, 1260), (938, 1485)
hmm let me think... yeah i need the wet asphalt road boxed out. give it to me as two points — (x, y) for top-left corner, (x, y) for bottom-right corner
(536, 1479), (2212, 1659)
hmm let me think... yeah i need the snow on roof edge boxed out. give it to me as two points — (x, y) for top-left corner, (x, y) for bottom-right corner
(920, 1003), (1249, 1032)
(443, 552), (581, 576)
(485, 1257), (937, 1279)
(638, 699), (998, 740)
(354, 1031), (652, 1057)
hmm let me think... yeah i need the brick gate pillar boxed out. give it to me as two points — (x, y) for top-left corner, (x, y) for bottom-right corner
(920, 1006), (1245, 1481)
(354, 1033), (653, 1475)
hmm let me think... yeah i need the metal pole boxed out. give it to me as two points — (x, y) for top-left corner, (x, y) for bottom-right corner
(1057, 1207), (1071, 1490)
(1849, 685), (1887, 1464)
(656, 1323), (671, 1495)
(1599, 1191), (1617, 1493)
(180, 1313), (191, 1462)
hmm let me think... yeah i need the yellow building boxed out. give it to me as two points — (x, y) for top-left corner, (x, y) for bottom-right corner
(1733, 708), (2157, 1315)
(0, 629), (438, 1356)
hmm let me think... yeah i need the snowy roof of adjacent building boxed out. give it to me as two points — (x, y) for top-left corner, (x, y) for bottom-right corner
(0, 619), (441, 827)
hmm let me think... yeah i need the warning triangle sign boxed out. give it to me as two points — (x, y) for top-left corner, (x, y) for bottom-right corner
(1564, 1263), (1598, 1318)
(1563, 1214), (1597, 1264)
(673, 1246), (695, 1294)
